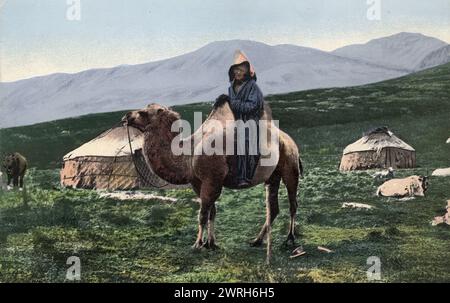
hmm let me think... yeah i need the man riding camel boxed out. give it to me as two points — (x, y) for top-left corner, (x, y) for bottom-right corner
(215, 50), (264, 188)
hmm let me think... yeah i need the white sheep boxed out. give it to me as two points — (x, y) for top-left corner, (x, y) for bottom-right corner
(376, 175), (429, 197)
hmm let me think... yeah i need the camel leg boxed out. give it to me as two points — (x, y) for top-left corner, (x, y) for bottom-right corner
(204, 204), (219, 250)
(13, 176), (19, 187)
(282, 164), (299, 246)
(193, 202), (209, 249)
(193, 180), (222, 250)
(265, 187), (275, 265)
(19, 174), (25, 189)
(250, 171), (281, 247)
(191, 178), (204, 249)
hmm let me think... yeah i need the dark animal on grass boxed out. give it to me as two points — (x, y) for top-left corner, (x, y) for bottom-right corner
(2, 152), (28, 189)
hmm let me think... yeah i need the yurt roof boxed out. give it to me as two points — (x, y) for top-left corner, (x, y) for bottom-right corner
(343, 127), (415, 155)
(63, 125), (144, 160)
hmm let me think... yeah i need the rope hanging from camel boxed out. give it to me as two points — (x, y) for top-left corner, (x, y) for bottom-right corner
(126, 124), (170, 189)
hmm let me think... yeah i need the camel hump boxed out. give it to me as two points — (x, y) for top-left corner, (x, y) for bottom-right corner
(209, 98), (272, 122)
(261, 102), (273, 120)
(200, 100), (285, 188)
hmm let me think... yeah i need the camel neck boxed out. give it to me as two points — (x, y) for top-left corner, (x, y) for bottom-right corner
(143, 120), (191, 184)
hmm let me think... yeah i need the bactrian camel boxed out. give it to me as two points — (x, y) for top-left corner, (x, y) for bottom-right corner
(124, 99), (302, 260)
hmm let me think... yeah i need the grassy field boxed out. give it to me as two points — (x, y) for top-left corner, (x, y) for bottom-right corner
(0, 63), (449, 282)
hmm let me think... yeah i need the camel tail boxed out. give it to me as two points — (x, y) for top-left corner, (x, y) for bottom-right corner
(298, 157), (304, 178)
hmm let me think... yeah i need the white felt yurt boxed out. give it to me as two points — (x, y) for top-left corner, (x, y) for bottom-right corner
(60, 125), (179, 190)
(339, 127), (416, 171)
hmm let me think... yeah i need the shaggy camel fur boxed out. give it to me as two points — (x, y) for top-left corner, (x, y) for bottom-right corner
(124, 101), (302, 258)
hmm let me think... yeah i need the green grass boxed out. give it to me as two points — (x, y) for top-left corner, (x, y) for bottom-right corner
(0, 63), (449, 282)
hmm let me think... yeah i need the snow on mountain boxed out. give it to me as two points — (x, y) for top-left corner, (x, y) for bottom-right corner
(332, 32), (448, 71)
(1, 33), (446, 128)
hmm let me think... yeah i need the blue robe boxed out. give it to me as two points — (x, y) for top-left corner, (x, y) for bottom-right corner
(228, 79), (264, 122)
(228, 79), (264, 183)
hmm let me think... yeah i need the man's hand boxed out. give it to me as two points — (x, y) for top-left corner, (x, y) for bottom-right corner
(213, 94), (230, 109)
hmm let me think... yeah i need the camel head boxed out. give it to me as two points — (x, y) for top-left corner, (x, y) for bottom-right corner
(2, 154), (16, 175)
(123, 103), (181, 132)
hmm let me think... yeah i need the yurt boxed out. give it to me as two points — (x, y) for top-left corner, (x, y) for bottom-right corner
(339, 127), (416, 171)
(60, 125), (181, 190)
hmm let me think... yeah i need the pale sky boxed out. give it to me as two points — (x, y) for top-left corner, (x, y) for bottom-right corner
(1, 0), (449, 82)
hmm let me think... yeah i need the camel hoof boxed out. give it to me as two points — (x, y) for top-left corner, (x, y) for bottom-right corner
(250, 238), (263, 247)
(202, 241), (219, 250)
(192, 241), (203, 250)
(285, 234), (296, 246)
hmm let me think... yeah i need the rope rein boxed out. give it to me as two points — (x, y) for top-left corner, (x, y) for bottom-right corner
(126, 124), (170, 189)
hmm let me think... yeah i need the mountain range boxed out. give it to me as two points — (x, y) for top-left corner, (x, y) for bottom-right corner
(1, 32), (449, 128)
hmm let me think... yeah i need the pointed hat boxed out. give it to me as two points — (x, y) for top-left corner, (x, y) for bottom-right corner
(232, 50), (255, 77)
(228, 50), (256, 81)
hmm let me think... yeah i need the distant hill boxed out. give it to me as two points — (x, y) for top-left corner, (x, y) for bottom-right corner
(3, 32), (449, 128)
(416, 44), (450, 70)
(333, 32), (449, 71)
(1, 62), (449, 170)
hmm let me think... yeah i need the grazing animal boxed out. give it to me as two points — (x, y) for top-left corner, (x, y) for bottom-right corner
(124, 102), (302, 261)
(376, 175), (429, 197)
(2, 152), (28, 189)
(372, 167), (395, 180)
